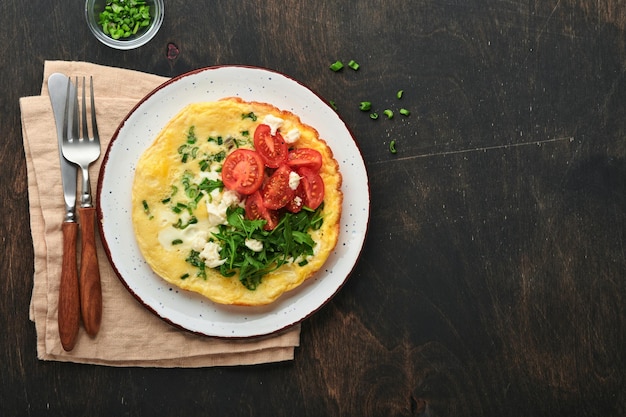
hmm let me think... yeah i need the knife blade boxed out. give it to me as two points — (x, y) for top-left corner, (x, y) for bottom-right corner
(49, 73), (80, 352)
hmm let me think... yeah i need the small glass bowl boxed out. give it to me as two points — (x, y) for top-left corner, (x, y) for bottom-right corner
(85, 0), (164, 50)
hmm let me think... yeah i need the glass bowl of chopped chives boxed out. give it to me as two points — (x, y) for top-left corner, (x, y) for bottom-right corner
(85, 0), (164, 50)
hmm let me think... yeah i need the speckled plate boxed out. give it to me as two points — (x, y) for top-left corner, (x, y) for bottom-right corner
(97, 66), (369, 338)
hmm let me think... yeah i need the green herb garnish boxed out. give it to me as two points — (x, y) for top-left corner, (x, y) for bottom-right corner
(359, 101), (372, 111)
(199, 151), (226, 171)
(242, 112), (257, 121)
(142, 199), (154, 219)
(185, 250), (207, 279)
(173, 216), (198, 230)
(98, 0), (152, 40)
(329, 60), (344, 72)
(198, 177), (224, 194)
(205, 205), (324, 290)
(187, 126), (197, 143)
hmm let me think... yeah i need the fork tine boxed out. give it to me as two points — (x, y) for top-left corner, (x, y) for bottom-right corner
(72, 77), (79, 141)
(89, 76), (99, 141)
(81, 76), (89, 142)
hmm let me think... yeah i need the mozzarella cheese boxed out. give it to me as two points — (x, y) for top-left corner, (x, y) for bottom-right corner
(288, 171), (301, 190)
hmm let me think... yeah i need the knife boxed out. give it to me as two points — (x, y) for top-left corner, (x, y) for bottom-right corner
(49, 73), (80, 352)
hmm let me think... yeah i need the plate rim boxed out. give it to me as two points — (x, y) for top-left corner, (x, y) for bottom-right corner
(96, 65), (370, 338)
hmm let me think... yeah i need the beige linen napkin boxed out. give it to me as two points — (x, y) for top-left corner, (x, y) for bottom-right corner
(20, 60), (300, 367)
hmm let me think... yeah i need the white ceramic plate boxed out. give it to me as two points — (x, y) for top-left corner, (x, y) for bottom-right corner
(97, 66), (369, 338)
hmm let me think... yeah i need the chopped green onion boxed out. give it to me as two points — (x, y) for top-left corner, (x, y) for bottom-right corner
(242, 112), (257, 121)
(173, 216), (198, 230)
(359, 101), (372, 111)
(329, 60), (344, 71)
(187, 126), (197, 144)
(142, 200), (153, 219)
(400, 108), (410, 116)
(370, 113), (379, 120)
(397, 90), (404, 99)
(329, 100), (337, 110)
(98, 0), (152, 40)
(348, 60), (360, 70)
(383, 109), (394, 119)
(389, 140), (397, 154)
(172, 239), (183, 245)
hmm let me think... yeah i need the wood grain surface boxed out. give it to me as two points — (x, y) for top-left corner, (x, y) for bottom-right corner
(1, 0), (625, 416)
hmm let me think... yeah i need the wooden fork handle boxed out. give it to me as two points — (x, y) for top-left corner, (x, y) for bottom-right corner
(58, 221), (80, 351)
(78, 206), (102, 337)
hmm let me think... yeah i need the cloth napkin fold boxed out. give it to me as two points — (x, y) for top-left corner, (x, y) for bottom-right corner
(19, 60), (300, 367)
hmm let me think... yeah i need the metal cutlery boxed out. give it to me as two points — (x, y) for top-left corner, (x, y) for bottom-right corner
(49, 73), (80, 351)
(62, 76), (103, 337)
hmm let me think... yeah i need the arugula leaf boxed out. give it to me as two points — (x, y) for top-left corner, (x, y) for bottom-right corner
(226, 208), (265, 238)
(206, 205), (324, 290)
(185, 250), (207, 279)
(198, 177), (224, 194)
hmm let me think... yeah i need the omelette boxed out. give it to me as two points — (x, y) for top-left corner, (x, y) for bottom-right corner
(131, 98), (342, 305)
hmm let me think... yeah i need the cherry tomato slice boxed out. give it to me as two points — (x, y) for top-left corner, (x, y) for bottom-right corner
(285, 183), (306, 213)
(287, 148), (323, 172)
(262, 165), (295, 210)
(298, 167), (325, 210)
(221, 149), (264, 195)
(245, 191), (279, 231)
(254, 124), (288, 168)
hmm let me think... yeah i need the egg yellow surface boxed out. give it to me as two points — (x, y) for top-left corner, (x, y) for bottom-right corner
(131, 98), (342, 305)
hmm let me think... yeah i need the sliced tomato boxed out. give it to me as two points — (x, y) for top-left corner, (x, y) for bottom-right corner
(298, 167), (325, 210)
(285, 183), (306, 213)
(287, 148), (323, 172)
(261, 165), (295, 210)
(245, 191), (279, 231)
(221, 149), (265, 195)
(253, 124), (288, 168)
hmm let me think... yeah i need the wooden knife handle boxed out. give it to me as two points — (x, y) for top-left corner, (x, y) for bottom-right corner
(78, 206), (102, 337)
(58, 221), (80, 351)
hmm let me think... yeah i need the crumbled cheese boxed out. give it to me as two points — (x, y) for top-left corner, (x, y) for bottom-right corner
(199, 170), (221, 181)
(189, 230), (210, 252)
(200, 241), (227, 268)
(222, 189), (242, 207)
(283, 128), (301, 144)
(206, 188), (242, 227)
(263, 114), (284, 135)
(288, 171), (301, 190)
(245, 238), (264, 252)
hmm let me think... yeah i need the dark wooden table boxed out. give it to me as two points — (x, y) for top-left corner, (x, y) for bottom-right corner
(2, 1), (625, 416)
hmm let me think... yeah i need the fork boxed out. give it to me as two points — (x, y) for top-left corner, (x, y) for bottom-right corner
(62, 76), (102, 337)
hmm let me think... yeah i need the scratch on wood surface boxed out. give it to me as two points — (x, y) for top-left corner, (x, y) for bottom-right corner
(535, 0), (563, 44)
(371, 136), (575, 165)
